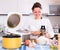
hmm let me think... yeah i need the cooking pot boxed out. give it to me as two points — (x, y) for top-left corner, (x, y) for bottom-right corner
(2, 34), (21, 49)
(2, 12), (22, 49)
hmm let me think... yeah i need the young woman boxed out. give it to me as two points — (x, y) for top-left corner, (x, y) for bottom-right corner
(29, 2), (54, 38)
(24, 2), (54, 47)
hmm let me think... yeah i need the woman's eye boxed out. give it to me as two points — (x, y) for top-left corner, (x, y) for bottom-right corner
(34, 12), (37, 13)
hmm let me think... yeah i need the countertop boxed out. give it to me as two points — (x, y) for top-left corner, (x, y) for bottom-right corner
(0, 32), (58, 50)
(0, 32), (51, 50)
(0, 42), (51, 50)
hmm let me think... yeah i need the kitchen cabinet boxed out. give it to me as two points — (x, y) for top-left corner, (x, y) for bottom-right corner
(0, 0), (18, 14)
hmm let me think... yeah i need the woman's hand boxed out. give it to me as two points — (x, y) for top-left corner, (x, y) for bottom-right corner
(30, 31), (41, 36)
(24, 40), (30, 46)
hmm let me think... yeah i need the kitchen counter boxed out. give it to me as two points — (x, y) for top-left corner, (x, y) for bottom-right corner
(0, 39), (51, 50)
(0, 38), (58, 50)
(0, 35), (51, 50)
(0, 43), (51, 50)
(0, 32), (58, 50)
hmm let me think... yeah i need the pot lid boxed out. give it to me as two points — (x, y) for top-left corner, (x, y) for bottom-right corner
(6, 12), (22, 34)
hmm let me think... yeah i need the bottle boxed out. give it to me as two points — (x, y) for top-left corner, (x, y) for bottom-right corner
(40, 25), (46, 35)
(54, 24), (59, 33)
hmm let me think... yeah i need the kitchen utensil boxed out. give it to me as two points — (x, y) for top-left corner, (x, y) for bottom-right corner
(2, 12), (22, 49)
(5, 12), (22, 34)
(2, 34), (21, 49)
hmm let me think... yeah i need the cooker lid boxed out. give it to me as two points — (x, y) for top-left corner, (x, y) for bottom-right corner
(7, 14), (20, 28)
(6, 12), (22, 34)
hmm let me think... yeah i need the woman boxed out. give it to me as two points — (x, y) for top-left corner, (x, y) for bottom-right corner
(29, 2), (54, 38)
(24, 2), (54, 47)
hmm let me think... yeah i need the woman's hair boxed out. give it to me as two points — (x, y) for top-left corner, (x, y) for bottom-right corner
(32, 2), (42, 10)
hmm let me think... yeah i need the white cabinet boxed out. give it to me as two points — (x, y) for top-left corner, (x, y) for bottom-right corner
(0, 0), (18, 14)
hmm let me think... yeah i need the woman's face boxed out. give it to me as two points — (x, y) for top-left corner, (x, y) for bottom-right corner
(32, 7), (42, 19)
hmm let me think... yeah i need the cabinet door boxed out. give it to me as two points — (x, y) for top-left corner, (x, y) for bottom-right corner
(0, 0), (18, 14)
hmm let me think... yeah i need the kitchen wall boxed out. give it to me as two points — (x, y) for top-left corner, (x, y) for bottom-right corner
(0, 0), (18, 14)
(0, 0), (60, 29)
(18, 0), (50, 14)
(0, 0), (60, 13)
(47, 16), (60, 28)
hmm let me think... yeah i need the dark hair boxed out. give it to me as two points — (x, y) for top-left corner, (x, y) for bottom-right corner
(32, 2), (42, 10)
